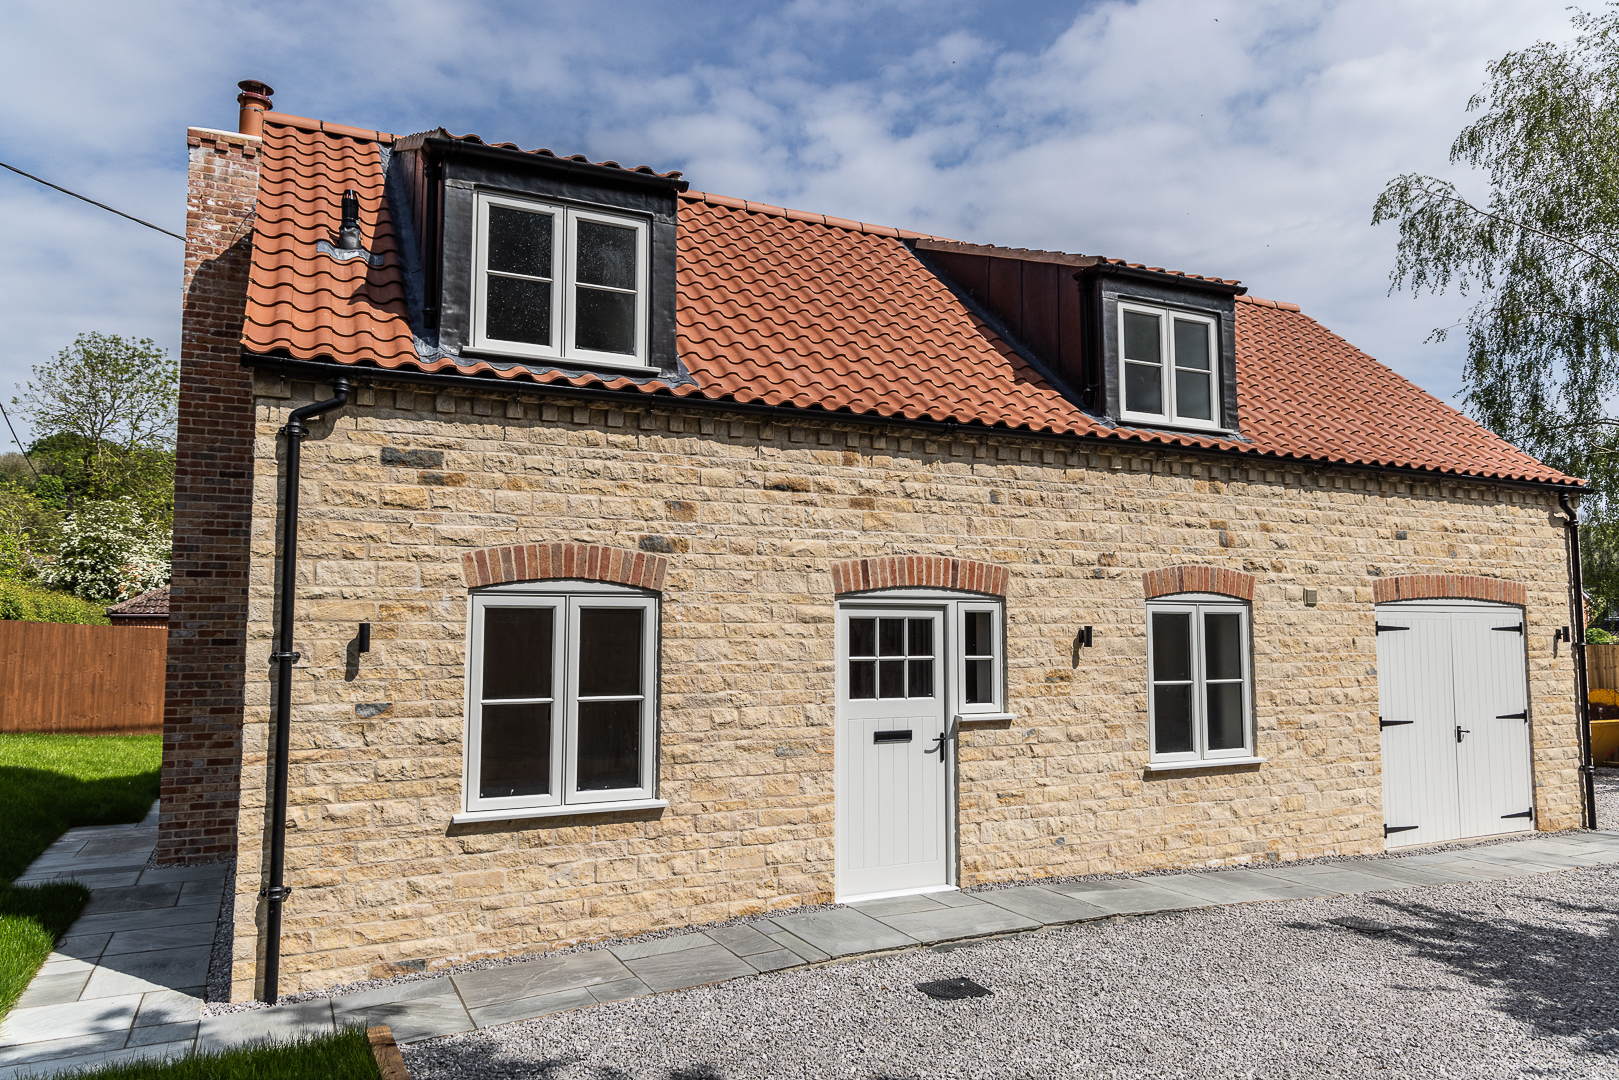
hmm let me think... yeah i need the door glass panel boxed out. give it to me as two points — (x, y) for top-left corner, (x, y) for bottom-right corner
(879, 660), (906, 698)
(1153, 685), (1194, 754)
(488, 206), (553, 278)
(1151, 612), (1192, 681)
(1204, 613), (1242, 680)
(576, 700), (640, 790)
(907, 618), (932, 657)
(849, 660), (876, 699)
(1206, 683), (1245, 750)
(576, 220), (636, 290)
(577, 608), (643, 696)
(849, 618), (876, 656)
(482, 608), (553, 700)
(479, 703), (551, 798)
(486, 275), (552, 346)
(878, 619), (905, 656)
(575, 287), (636, 355)
(908, 659), (934, 698)
(848, 617), (877, 699)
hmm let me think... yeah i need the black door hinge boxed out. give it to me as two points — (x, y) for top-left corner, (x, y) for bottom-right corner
(1493, 624), (1524, 634)
(1379, 717), (1415, 729)
(1384, 825), (1419, 836)
(1495, 711), (1528, 720)
(1501, 808), (1534, 820)
(1376, 624), (1410, 633)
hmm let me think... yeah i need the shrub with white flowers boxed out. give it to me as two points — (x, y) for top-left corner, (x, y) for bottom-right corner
(37, 497), (170, 602)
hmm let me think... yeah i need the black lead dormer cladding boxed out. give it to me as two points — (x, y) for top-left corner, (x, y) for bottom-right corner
(915, 241), (1244, 436)
(386, 131), (688, 376)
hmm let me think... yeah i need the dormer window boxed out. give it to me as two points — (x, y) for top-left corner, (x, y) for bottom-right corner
(1119, 302), (1219, 431)
(472, 192), (649, 368)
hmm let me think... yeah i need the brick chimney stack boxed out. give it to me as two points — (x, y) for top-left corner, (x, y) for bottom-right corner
(237, 80), (274, 137)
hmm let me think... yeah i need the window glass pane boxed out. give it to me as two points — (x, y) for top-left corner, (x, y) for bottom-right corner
(965, 611), (991, 657)
(1173, 319), (1210, 370)
(879, 659), (905, 698)
(576, 220), (637, 290)
(577, 608), (643, 697)
(878, 619), (905, 656)
(849, 659), (876, 699)
(479, 703), (551, 798)
(575, 287), (636, 355)
(1125, 362), (1163, 415)
(482, 607), (553, 701)
(1175, 368), (1213, 421)
(908, 618), (933, 657)
(576, 700), (640, 790)
(849, 618), (876, 657)
(1207, 683), (1245, 750)
(1123, 311), (1161, 363)
(908, 658), (934, 698)
(966, 658), (993, 705)
(486, 275), (552, 346)
(1151, 612), (1192, 682)
(1153, 685), (1194, 755)
(1204, 613), (1243, 680)
(488, 205), (552, 278)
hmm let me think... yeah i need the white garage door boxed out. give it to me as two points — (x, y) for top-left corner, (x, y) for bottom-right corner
(1376, 601), (1534, 848)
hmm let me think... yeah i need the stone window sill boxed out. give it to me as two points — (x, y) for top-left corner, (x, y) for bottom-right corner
(451, 799), (668, 825)
(955, 712), (1019, 729)
(1144, 756), (1266, 773)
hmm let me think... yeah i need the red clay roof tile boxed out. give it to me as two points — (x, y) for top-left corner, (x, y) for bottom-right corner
(238, 117), (1576, 486)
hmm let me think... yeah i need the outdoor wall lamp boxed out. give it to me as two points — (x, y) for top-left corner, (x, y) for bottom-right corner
(358, 622), (371, 653)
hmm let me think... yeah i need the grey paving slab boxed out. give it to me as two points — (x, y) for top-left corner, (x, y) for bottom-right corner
(847, 894), (948, 917)
(52, 934), (110, 962)
(0, 995), (142, 1044)
(1047, 881), (1208, 915)
(976, 885), (1114, 925)
(1148, 873), (1284, 906)
(609, 932), (716, 962)
(16, 871), (143, 889)
(78, 836), (154, 858)
(176, 878), (227, 907)
(873, 902), (1041, 945)
(81, 945), (211, 999)
(589, 977), (652, 1004)
(13, 971), (89, 1010)
(103, 921), (218, 957)
(137, 863), (232, 884)
(1261, 866), (1412, 893)
(705, 923), (779, 957)
(932, 889), (992, 908)
(623, 943), (757, 993)
(453, 950), (629, 1009)
(765, 909), (918, 958)
(744, 948), (805, 974)
(761, 927), (830, 963)
(133, 990), (202, 1028)
(1428, 857), (1545, 880)
(81, 883), (182, 917)
(468, 987), (597, 1030)
(1344, 861), (1480, 887)
(196, 999), (335, 1051)
(66, 905), (217, 936)
(0, 1031), (129, 1068)
(37, 955), (97, 977)
(332, 980), (473, 1044)
(0, 1040), (192, 1079)
(128, 1021), (199, 1047)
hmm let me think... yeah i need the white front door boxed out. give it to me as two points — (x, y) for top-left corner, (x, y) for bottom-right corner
(1376, 602), (1534, 848)
(835, 606), (950, 900)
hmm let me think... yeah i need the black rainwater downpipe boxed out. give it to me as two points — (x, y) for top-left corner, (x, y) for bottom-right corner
(1559, 491), (1599, 831)
(262, 376), (351, 1004)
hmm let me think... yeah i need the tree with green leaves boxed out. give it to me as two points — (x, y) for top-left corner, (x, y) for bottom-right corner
(1372, 6), (1619, 623)
(11, 333), (178, 523)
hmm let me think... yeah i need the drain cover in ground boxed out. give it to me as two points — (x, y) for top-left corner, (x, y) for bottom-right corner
(1330, 916), (1394, 934)
(916, 978), (993, 1000)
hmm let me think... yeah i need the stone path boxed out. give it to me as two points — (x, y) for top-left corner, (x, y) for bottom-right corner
(5, 823), (1619, 1077)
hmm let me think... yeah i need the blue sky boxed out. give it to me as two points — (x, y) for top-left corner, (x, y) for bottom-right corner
(0, 0), (1583, 445)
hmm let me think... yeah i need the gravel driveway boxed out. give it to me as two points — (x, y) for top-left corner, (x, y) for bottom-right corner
(404, 856), (1619, 1080)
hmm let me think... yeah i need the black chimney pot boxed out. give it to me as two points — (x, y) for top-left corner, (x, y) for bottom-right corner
(337, 190), (363, 250)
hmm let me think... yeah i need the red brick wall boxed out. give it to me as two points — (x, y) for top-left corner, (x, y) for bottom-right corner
(156, 127), (261, 864)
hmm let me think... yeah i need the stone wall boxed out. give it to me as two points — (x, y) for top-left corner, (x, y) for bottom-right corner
(227, 375), (1581, 998)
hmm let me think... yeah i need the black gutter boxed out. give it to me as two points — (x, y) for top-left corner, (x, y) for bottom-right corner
(1559, 492), (1599, 831)
(241, 353), (1586, 496)
(262, 376), (351, 1004)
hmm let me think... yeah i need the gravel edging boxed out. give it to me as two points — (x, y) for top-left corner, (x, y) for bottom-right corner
(204, 858), (237, 1003)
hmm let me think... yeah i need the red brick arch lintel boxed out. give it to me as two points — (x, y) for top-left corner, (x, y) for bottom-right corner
(462, 543), (667, 592)
(1373, 574), (1526, 607)
(831, 556), (1008, 596)
(1142, 566), (1256, 601)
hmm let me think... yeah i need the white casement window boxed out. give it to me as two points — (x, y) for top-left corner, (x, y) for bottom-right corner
(471, 192), (650, 369)
(1118, 302), (1221, 431)
(463, 587), (659, 818)
(841, 598), (1006, 717)
(1146, 597), (1254, 764)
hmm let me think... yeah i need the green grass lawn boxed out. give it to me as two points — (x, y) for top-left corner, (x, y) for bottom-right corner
(0, 733), (162, 1018)
(31, 1028), (383, 1080)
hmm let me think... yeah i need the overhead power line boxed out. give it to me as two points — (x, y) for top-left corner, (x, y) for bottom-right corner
(0, 160), (184, 241)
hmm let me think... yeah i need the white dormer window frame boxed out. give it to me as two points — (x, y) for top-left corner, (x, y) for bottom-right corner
(471, 191), (650, 370)
(1117, 301), (1222, 432)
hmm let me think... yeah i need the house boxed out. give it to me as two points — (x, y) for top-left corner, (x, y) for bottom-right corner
(160, 83), (1589, 1002)
(106, 585), (169, 628)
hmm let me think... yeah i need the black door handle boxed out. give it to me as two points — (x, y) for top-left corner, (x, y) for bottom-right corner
(927, 732), (948, 763)
(1456, 726), (1471, 743)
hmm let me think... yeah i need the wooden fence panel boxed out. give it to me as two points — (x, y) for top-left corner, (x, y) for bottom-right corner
(0, 622), (166, 734)
(1589, 643), (1619, 693)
